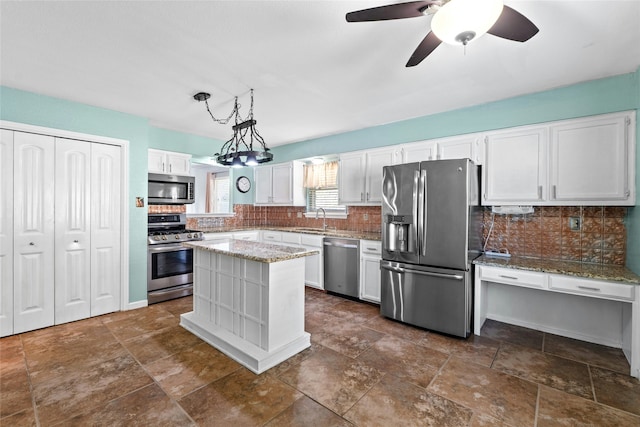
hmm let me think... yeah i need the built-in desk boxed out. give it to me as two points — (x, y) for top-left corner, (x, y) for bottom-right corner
(180, 239), (318, 374)
(473, 255), (640, 379)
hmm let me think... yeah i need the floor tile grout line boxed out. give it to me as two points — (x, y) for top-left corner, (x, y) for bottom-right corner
(19, 334), (42, 427)
(533, 384), (541, 427)
(100, 313), (200, 427)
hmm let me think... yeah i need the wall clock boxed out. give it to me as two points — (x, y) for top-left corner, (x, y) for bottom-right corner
(236, 176), (251, 193)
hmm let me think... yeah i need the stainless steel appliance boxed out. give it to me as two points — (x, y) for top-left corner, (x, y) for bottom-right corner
(323, 237), (360, 298)
(148, 173), (195, 205)
(147, 213), (203, 304)
(381, 158), (481, 337)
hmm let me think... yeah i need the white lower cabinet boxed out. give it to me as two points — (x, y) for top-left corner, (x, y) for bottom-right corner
(300, 234), (323, 290)
(1, 128), (123, 336)
(360, 240), (382, 303)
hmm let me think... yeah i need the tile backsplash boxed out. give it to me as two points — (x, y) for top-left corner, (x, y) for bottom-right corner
(153, 204), (627, 265)
(482, 206), (627, 265)
(185, 204), (382, 234)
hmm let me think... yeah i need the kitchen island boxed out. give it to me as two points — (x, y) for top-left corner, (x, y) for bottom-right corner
(180, 239), (318, 374)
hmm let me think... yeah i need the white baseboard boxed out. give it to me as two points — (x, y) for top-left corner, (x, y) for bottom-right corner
(125, 299), (148, 311)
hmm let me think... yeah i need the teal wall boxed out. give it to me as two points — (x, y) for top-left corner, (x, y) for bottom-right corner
(0, 86), (224, 303)
(2, 67), (639, 296)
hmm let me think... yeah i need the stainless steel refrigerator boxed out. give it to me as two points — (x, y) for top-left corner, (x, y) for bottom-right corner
(380, 158), (481, 338)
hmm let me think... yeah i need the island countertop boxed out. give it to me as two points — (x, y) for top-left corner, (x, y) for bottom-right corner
(473, 254), (640, 284)
(183, 239), (319, 263)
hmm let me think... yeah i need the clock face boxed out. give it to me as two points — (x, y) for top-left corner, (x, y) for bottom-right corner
(236, 176), (251, 193)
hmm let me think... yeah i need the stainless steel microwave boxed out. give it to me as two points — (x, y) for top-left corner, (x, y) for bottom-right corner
(148, 173), (195, 205)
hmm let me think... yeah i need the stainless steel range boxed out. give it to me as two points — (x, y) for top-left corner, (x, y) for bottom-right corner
(147, 213), (203, 304)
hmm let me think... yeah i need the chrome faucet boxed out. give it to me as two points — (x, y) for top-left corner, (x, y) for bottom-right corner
(316, 207), (327, 231)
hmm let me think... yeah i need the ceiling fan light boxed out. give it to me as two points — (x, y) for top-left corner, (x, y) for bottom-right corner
(431, 0), (503, 46)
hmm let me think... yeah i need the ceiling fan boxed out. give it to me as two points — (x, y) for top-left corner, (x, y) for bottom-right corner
(346, 0), (539, 67)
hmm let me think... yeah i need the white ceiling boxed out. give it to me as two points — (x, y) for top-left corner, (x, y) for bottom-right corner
(1, 1), (639, 148)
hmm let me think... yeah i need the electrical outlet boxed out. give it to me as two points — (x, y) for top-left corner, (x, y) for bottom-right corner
(568, 217), (581, 231)
(363, 213), (369, 220)
(297, 212), (302, 218)
(287, 212), (291, 218)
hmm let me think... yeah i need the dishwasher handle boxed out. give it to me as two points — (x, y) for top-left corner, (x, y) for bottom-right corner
(381, 263), (464, 281)
(323, 241), (358, 249)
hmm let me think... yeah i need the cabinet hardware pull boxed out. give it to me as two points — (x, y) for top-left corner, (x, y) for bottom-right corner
(366, 192), (370, 201)
(499, 275), (518, 280)
(552, 185), (557, 199)
(162, 162), (165, 172)
(73, 240), (79, 243)
(361, 192), (364, 202)
(538, 186), (542, 199)
(577, 285), (601, 292)
(169, 164), (172, 173)
(29, 242), (35, 246)
(367, 247), (377, 251)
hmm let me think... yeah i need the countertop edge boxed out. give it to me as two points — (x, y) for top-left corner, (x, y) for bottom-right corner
(183, 240), (320, 264)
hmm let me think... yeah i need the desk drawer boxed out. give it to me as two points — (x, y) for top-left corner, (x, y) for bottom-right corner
(479, 266), (547, 289)
(548, 275), (635, 302)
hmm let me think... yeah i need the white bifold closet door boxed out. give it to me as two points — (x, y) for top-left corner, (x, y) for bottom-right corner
(0, 130), (14, 336)
(13, 132), (55, 334)
(90, 142), (121, 317)
(55, 138), (121, 324)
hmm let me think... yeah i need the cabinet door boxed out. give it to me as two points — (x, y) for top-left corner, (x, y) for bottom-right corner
(0, 130), (13, 337)
(483, 128), (547, 204)
(148, 149), (165, 173)
(339, 153), (366, 204)
(549, 115), (630, 203)
(402, 140), (435, 163)
(13, 132), (55, 334)
(366, 148), (396, 203)
(271, 163), (293, 204)
(254, 166), (272, 204)
(55, 138), (91, 324)
(360, 255), (381, 303)
(437, 136), (478, 163)
(91, 143), (122, 316)
(166, 152), (191, 175)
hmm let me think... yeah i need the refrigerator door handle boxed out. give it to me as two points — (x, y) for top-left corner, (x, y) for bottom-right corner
(381, 264), (464, 281)
(412, 170), (419, 254)
(419, 168), (427, 256)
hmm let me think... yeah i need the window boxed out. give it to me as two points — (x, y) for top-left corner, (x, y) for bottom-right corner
(304, 161), (346, 214)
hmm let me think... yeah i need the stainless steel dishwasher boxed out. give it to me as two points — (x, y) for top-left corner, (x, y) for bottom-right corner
(323, 237), (360, 298)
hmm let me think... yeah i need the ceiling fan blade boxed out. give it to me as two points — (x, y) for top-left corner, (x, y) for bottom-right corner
(487, 5), (539, 42)
(346, 1), (435, 22)
(406, 31), (442, 67)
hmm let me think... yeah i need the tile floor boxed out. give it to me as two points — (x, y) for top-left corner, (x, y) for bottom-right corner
(2, 288), (640, 426)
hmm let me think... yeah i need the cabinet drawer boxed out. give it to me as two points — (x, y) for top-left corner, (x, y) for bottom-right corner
(281, 232), (301, 244)
(261, 231), (282, 242)
(548, 275), (635, 302)
(479, 266), (547, 289)
(300, 234), (323, 248)
(203, 233), (232, 240)
(233, 232), (259, 241)
(361, 240), (382, 255)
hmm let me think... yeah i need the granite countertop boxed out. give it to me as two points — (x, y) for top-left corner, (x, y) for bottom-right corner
(473, 254), (640, 284)
(183, 239), (319, 263)
(196, 226), (381, 241)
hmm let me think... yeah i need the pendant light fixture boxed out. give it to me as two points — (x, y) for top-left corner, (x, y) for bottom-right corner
(193, 89), (273, 167)
(431, 0), (504, 46)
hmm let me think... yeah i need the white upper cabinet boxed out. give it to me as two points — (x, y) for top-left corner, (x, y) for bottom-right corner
(401, 140), (436, 163)
(254, 161), (305, 206)
(482, 111), (635, 206)
(339, 147), (396, 205)
(437, 135), (482, 164)
(483, 126), (547, 205)
(148, 149), (191, 175)
(549, 114), (633, 204)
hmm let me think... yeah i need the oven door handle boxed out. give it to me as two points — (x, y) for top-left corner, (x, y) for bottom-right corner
(148, 244), (192, 254)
